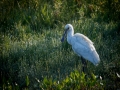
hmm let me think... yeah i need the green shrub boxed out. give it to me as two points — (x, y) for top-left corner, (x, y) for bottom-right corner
(0, 0), (120, 89)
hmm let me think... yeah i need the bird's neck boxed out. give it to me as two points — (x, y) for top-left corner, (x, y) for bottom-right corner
(67, 29), (74, 45)
(67, 29), (74, 37)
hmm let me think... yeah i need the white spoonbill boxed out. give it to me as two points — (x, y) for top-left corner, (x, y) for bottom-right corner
(61, 24), (100, 70)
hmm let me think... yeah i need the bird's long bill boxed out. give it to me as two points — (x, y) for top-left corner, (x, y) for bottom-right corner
(61, 30), (67, 42)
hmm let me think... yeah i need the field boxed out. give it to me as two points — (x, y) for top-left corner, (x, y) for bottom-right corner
(0, 0), (120, 89)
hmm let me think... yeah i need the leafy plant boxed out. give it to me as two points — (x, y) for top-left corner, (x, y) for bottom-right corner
(39, 70), (104, 90)
(0, 0), (120, 89)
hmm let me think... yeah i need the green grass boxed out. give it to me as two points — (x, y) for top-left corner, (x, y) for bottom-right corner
(0, 0), (120, 89)
(1, 18), (120, 89)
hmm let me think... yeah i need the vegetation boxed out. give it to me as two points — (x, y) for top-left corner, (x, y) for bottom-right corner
(0, 0), (120, 89)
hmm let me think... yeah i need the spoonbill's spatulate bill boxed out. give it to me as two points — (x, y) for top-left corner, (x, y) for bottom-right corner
(61, 24), (100, 66)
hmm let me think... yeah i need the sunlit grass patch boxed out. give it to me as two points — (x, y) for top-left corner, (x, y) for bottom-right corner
(1, 17), (120, 89)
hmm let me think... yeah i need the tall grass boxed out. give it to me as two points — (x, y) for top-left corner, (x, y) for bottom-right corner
(1, 19), (120, 89)
(0, 0), (120, 89)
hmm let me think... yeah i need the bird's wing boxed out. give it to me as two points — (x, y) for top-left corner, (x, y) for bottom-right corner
(73, 33), (95, 51)
(72, 43), (99, 65)
(72, 33), (100, 65)
(75, 33), (93, 44)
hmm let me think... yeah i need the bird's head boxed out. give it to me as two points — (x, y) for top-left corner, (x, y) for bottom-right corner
(61, 24), (73, 42)
(65, 24), (73, 31)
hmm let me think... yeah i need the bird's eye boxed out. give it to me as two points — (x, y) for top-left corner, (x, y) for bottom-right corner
(67, 27), (69, 30)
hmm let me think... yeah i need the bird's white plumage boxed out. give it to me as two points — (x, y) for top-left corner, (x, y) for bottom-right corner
(61, 24), (100, 65)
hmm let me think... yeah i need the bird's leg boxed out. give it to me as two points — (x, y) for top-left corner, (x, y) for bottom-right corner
(81, 57), (87, 73)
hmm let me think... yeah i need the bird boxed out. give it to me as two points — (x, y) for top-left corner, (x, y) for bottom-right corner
(61, 24), (100, 72)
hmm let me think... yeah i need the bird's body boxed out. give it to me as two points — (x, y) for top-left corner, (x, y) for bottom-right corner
(61, 24), (100, 66)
